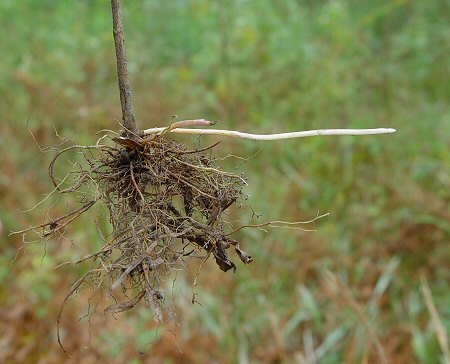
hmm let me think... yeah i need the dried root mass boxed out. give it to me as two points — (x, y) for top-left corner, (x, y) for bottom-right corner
(26, 134), (252, 319)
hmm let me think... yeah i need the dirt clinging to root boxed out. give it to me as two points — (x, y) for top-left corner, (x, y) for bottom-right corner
(41, 134), (252, 321)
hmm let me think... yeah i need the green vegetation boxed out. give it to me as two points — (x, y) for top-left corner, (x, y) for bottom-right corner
(1, 0), (449, 363)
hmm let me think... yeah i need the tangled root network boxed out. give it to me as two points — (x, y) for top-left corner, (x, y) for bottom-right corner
(37, 134), (253, 320)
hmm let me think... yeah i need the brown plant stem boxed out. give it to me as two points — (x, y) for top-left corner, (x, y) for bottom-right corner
(111, 0), (139, 137)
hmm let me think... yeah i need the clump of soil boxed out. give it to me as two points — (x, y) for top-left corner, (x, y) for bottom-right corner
(25, 133), (252, 324)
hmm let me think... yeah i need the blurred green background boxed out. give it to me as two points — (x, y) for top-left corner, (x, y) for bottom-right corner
(0, 0), (449, 363)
